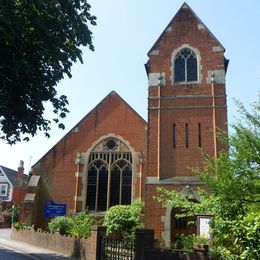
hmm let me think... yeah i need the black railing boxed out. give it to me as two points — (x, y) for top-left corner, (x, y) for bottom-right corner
(101, 236), (135, 260)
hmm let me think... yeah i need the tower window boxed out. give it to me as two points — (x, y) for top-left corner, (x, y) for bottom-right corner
(173, 124), (176, 149)
(185, 123), (189, 148)
(174, 48), (198, 83)
(198, 123), (202, 147)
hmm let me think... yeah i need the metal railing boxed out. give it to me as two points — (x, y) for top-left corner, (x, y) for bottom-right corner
(101, 236), (135, 260)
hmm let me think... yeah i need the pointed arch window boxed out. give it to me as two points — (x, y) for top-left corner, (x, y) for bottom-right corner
(86, 137), (132, 212)
(174, 48), (198, 83)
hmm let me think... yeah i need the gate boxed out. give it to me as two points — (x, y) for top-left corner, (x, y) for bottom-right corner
(101, 236), (135, 260)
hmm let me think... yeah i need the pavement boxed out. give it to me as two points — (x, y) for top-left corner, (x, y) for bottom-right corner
(0, 228), (77, 259)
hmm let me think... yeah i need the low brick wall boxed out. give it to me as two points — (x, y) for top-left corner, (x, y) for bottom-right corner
(11, 227), (210, 260)
(11, 226), (105, 259)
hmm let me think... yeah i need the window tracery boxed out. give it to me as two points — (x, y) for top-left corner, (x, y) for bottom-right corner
(174, 48), (198, 83)
(86, 137), (132, 212)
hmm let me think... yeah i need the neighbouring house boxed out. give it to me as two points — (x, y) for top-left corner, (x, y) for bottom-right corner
(0, 161), (29, 206)
(21, 2), (228, 246)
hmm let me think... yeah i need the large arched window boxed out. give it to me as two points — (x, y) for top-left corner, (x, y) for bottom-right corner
(174, 48), (198, 83)
(86, 137), (132, 212)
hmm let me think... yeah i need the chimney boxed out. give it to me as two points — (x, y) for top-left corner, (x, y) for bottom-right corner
(18, 160), (24, 187)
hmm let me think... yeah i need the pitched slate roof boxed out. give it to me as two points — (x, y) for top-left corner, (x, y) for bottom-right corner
(0, 165), (29, 188)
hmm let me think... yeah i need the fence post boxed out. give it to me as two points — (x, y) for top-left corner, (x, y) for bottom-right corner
(134, 229), (154, 260)
(93, 226), (106, 260)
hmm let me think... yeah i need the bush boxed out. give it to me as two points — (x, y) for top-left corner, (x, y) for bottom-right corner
(68, 212), (92, 238)
(48, 211), (92, 237)
(209, 246), (235, 260)
(174, 234), (208, 252)
(48, 216), (74, 235)
(104, 200), (144, 238)
(232, 212), (260, 259)
(9, 204), (20, 223)
(13, 222), (29, 230)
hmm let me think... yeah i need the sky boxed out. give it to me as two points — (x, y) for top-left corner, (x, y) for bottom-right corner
(0, 0), (259, 173)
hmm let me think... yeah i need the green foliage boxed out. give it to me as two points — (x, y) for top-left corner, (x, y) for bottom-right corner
(67, 212), (92, 238)
(232, 212), (260, 259)
(0, 0), (96, 144)
(155, 97), (260, 259)
(174, 234), (208, 252)
(104, 200), (144, 238)
(8, 204), (20, 223)
(48, 216), (74, 235)
(13, 222), (29, 230)
(48, 211), (92, 237)
(209, 246), (235, 260)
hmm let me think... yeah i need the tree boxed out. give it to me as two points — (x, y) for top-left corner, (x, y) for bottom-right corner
(155, 97), (260, 259)
(0, 0), (96, 144)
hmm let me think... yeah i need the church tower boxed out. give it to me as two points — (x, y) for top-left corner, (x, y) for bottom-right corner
(145, 3), (228, 244)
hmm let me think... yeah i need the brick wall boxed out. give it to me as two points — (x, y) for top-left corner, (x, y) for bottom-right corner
(12, 187), (27, 204)
(145, 3), (228, 244)
(30, 91), (147, 227)
(11, 226), (106, 259)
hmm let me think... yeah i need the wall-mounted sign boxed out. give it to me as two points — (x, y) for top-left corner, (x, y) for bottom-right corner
(197, 215), (212, 239)
(44, 201), (67, 218)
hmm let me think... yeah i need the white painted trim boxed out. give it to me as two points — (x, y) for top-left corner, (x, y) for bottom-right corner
(0, 166), (13, 201)
(0, 183), (8, 196)
(0, 166), (12, 186)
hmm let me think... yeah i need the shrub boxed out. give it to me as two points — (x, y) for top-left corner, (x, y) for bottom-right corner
(48, 216), (74, 235)
(68, 212), (92, 238)
(8, 204), (20, 223)
(209, 246), (235, 260)
(48, 211), (92, 237)
(104, 200), (144, 238)
(232, 212), (260, 259)
(174, 234), (208, 252)
(13, 222), (29, 230)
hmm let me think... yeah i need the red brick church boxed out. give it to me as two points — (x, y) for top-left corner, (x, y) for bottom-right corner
(22, 3), (228, 246)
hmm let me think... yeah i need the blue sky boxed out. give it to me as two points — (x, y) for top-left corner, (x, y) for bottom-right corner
(0, 0), (259, 173)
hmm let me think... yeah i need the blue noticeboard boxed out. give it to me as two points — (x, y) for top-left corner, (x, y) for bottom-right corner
(44, 201), (67, 218)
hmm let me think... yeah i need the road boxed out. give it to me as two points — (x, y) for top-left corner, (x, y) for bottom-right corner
(0, 228), (74, 259)
(0, 244), (38, 259)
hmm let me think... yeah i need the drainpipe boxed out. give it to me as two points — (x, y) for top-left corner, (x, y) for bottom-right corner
(211, 73), (217, 157)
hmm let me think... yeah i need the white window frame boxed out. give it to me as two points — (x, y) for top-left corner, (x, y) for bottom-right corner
(0, 184), (8, 196)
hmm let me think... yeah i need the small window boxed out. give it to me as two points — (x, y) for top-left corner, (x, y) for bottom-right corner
(173, 124), (176, 149)
(174, 48), (198, 83)
(0, 184), (8, 196)
(198, 123), (202, 147)
(185, 124), (189, 148)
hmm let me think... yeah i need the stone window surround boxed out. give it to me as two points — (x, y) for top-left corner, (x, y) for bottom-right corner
(171, 44), (202, 85)
(79, 134), (139, 212)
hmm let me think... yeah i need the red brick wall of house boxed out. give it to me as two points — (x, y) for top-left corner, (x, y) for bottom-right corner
(145, 4), (228, 241)
(31, 92), (147, 227)
(12, 187), (27, 204)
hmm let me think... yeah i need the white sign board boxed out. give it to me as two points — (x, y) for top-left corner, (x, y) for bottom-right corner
(197, 216), (212, 239)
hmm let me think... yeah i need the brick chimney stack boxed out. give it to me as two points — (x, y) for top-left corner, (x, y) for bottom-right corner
(18, 160), (24, 187)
